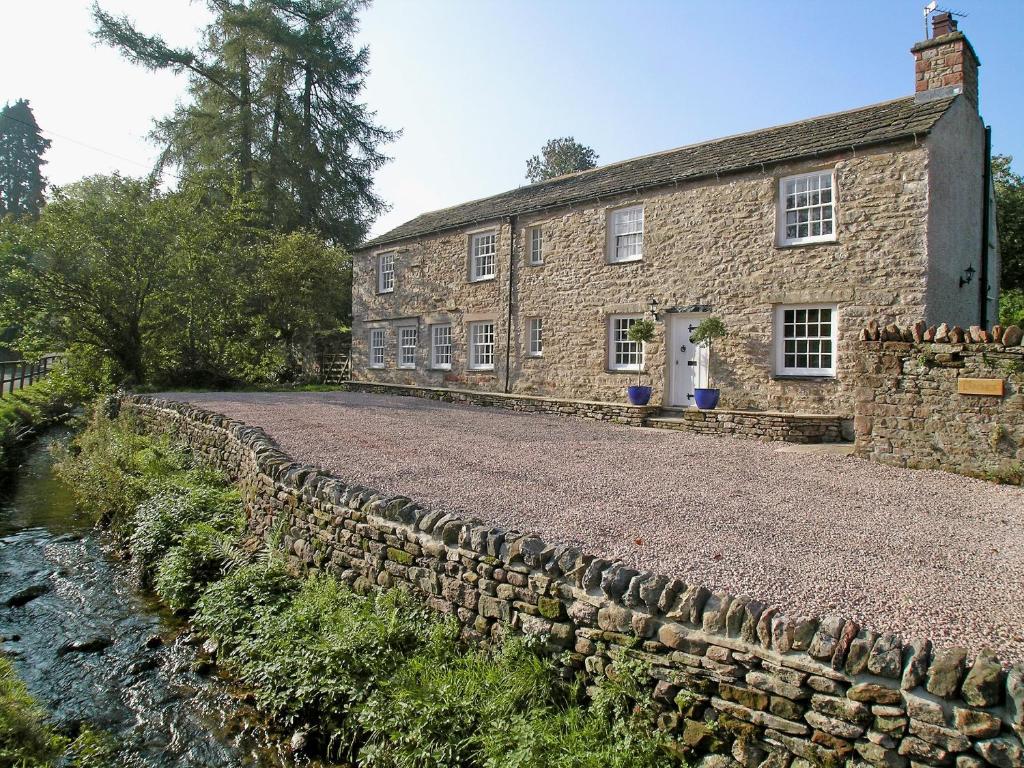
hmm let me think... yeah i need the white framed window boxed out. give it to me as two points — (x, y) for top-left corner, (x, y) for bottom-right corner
(430, 324), (452, 370)
(608, 315), (644, 371)
(779, 171), (836, 245)
(775, 305), (837, 376)
(469, 231), (497, 281)
(397, 325), (417, 369)
(369, 328), (386, 368)
(607, 205), (644, 263)
(529, 226), (544, 265)
(377, 252), (395, 293)
(527, 317), (543, 357)
(468, 321), (495, 370)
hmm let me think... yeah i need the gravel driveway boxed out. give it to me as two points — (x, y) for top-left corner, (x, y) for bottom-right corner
(158, 390), (1024, 663)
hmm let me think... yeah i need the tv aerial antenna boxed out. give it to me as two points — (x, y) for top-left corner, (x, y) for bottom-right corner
(923, 2), (969, 38)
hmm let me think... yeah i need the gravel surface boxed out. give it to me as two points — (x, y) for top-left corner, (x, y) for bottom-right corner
(159, 390), (1024, 662)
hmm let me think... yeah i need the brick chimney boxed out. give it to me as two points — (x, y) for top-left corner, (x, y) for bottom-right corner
(911, 12), (980, 108)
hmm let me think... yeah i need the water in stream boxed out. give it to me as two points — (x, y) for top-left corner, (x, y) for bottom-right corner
(0, 432), (301, 767)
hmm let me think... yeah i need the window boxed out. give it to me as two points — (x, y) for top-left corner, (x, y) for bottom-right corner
(527, 317), (543, 357)
(779, 171), (836, 245)
(608, 205), (644, 263)
(468, 321), (495, 370)
(397, 325), (417, 369)
(776, 305), (837, 376)
(608, 315), (644, 371)
(529, 226), (544, 265)
(369, 328), (386, 368)
(431, 324), (452, 370)
(470, 231), (497, 281)
(377, 252), (395, 293)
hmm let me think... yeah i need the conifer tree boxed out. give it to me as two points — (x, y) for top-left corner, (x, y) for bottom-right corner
(0, 100), (51, 217)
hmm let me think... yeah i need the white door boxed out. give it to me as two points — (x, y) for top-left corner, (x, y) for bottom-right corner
(667, 314), (708, 407)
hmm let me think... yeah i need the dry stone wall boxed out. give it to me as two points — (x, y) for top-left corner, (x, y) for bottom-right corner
(119, 393), (1024, 768)
(853, 320), (1024, 482)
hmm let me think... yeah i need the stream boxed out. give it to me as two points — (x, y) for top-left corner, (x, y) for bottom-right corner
(0, 431), (302, 767)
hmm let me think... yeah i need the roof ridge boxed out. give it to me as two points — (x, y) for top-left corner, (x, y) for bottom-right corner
(363, 93), (956, 249)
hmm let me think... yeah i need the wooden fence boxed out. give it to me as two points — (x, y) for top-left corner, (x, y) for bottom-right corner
(0, 355), (61, 399)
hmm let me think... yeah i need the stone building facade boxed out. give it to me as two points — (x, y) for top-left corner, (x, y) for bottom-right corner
(352, 16), (998, 419)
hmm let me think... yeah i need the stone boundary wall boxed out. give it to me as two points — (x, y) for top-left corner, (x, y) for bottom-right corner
(854, 320), (1024, 482)
(345, 380), (657, 426)
(118, 393), (1024, 768)
(649, 410), (846, 444)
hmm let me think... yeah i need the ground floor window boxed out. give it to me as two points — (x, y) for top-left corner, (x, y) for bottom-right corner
(398, 325), (417, 369)
(608, 314), (643, 371)
(468, 321), (495, 370)
(369, 328), (386, 368)
(527, 317), (543, 357)
(775, 304), (837, 376)
(431, 324), (452, 369)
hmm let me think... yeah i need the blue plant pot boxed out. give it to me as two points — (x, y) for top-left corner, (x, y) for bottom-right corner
(627, 385), (653, 406)
(693, 388), (720, 410)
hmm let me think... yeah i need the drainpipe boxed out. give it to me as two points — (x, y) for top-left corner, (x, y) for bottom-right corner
(504, 214), (516, 393)
(978, 125), (992, 328)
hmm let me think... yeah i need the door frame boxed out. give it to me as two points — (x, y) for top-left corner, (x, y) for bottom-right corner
(664, 312), (709, 407)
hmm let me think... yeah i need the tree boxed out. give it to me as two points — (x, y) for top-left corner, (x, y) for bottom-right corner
(0, 175), (176, 384)
(0, 100), (51, 218)
(0, 172), (353, 388)
(525, 137), (598, 183)
(993, 155), (1023, 292)
(92, 0), (396, 247)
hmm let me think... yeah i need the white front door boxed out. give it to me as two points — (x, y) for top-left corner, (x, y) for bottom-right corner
(667, 314), (708, 407)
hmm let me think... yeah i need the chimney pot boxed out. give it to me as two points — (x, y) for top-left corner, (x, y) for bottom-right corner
(931, 11), (958, 37)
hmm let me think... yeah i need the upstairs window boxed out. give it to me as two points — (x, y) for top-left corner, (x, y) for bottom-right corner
(431, 324), (452, 370)
(369, 328), (386, 368)
(608, 315), (644, 371)
(779, 171), (836, 245)
(377, 252), (395, 293)
(527, 317), (543, 357)
(397, 325), (417, 369)
(608, 205), (644, 263)
(529, 226), (544, 265)
(468, 321), (495, 370)
(470, 231), (497, 281)
(775, 305), (837, 376)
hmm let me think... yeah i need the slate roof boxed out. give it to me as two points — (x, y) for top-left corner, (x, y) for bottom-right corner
(362, 94), (957, 249)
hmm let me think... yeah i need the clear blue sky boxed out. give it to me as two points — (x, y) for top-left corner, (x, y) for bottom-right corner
(4, 1), (1022, 238)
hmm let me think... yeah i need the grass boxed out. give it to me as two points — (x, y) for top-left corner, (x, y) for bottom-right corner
(54, 407), (689, 767)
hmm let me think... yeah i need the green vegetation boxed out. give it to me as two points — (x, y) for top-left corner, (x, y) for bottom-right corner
(0, 657), (117, 768)
(626, 319), (657, 388)
(0, 357), (94, 473)
(526, 137), (599, 183)
(56, 409), (686, 767)
(0, 174), (353, 389)
(691, 317), (728, 389)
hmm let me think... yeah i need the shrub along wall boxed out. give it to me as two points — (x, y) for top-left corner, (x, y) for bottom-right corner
(853, 320), (1024, 482)
(117, 393), (1024, 768)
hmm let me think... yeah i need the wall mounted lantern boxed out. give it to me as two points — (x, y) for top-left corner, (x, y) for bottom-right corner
(648, 296), (661, 321)
(960, 264), (976, 287)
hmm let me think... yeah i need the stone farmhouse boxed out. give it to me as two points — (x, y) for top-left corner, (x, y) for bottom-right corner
(351, 15), (998, 423)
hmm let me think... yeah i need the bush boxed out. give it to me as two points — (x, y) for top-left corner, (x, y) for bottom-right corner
(154, 522), (234, 611)
(1000, 288), (1024, 328)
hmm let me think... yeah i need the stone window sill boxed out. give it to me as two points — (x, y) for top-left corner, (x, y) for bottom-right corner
(772, 374), (838, 383)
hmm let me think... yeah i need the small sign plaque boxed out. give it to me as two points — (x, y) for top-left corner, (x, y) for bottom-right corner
(957, 378), (1005, 396)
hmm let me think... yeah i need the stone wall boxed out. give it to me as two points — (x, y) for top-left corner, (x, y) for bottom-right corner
(853, 321), (1024, 482)
(353, 140), (951, 417)
(119, 393), (1023, 768)
(648, 409), (846, 444)
(345, 381), (656, 426)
